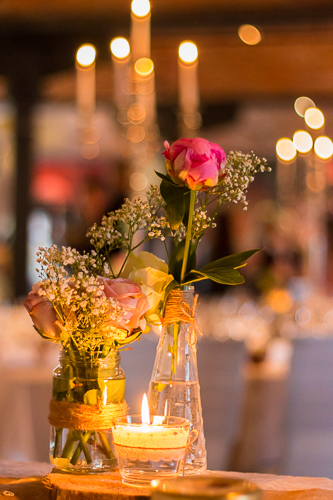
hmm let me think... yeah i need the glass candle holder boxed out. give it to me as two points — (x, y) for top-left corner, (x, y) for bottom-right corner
(151, 476), (263, 500)
(112, 415), (191, 487)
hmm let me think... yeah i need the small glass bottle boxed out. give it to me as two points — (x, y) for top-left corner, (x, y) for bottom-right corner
(50, 348), (125, 474)
(148, 286), (207, 474)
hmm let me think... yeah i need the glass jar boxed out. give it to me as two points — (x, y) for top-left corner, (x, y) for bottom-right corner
(148, 286), (207, 474)
(49, 348), (126, 474)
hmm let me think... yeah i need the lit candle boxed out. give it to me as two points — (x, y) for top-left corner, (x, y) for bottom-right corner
(112, 394), (190, 458)
(178, 41), (199, 115)
(130, 0), (151, 63)
(110, 37), (131, 112)
(76, 43), (96, 128)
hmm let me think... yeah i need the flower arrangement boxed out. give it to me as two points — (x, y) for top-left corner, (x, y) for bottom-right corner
(24, 136), (269, 472)
(25, 136), (270, 354)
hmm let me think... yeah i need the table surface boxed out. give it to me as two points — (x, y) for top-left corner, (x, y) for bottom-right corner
(2, 460), (333, 500)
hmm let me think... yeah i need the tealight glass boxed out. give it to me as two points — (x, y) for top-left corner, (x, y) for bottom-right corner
(112, 415), (190, 487)
(151, 476), (263, 500)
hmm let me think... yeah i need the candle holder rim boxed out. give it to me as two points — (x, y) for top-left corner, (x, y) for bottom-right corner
(112, 414), (191, 427)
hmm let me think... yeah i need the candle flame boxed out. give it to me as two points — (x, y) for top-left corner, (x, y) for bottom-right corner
(141, 393), (150, 424)
(110, 37), (130, 60)
(178, 41), (198, 64)
(131, 0), (151, 17)
(76, 44), (96, 67)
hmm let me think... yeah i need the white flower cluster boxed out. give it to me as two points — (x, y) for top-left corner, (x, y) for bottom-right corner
(36, 245), (128, 351)
(87, 185), (170, 275)
(213, 151), (270, 210)
(192, 208), (217, 239)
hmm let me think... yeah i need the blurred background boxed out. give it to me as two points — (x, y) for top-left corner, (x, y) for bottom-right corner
(1, 0), (333, 480)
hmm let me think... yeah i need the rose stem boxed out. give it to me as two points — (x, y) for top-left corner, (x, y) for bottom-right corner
(53, 428), (62, 458)
(61, 430), (77, 459)
(180, 189), (196, 284)
(78, 431), (92, 464)
(70, 431), (92, 465)
(98, 431), (115, 460)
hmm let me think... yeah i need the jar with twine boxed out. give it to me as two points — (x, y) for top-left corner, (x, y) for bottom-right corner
(49, 347), (127, 474)
(147, 285), (207, 474)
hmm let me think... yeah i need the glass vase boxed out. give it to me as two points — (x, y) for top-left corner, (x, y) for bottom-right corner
(49, 348), (126, 474)
(147, 286), (207, 474)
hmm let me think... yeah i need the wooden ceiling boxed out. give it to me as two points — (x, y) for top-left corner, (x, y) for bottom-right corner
(0, 0), (332, 105)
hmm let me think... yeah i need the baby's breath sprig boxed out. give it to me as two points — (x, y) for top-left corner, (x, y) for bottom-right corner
(36, 245), (128, 354)
(87, 185), (170, 278)
(209, 151), (270, 211)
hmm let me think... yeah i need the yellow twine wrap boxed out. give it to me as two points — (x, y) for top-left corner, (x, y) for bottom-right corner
(162, 289), (203, 345)
(48, 399), (128, 430)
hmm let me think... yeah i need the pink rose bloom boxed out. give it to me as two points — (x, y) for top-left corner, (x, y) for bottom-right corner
(99, 277), (150, 334)
(162, 137), (226, 191)
(23, 282), (61, 340)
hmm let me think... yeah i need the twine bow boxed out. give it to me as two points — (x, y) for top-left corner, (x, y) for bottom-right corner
(163, 289), (203, 345)
(181, 429), (199, 474)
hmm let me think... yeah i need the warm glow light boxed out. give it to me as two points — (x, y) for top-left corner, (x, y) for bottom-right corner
(306, 171), (326, 193)
(314, 136), (333, 159)
(178, 41), (198, 64)
(276, 138), (297, 161)
(134, 57), (154, 76)
(141, 393), (150, 424)
(110, 37), (130, 60)
(238, 24), (262, 45)
(131, 0), (151, 17)
(293, 130), (313, 154)
(266, 289), (293, 314)
(129, 172), (148, 191)
(294, 96), (315, 117)
(127, 103), (146, 124)
(127, 125), (145, 143)
(304, 107), (325, 130)
(76, 44), (96, 67)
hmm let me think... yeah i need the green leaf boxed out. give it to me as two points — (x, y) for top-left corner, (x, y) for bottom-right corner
(160, 181), (191, 230)
(155, 171), (175, 185)
(164, 200), (185, 231)
(115, 330), (143, 346)
(53, 377), (75, 394)
(200, 249), (261, 273)
(185, 268), (245, 285)
(98, 379), (125, 404)
(83, 389), (101, 406)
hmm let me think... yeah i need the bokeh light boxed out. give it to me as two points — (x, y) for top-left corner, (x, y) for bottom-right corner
(110, 37), (130, 60)
(293, 130), (313, 154)
(314, 136), (333, 159)
(134, 57), (154, 76)
(238, 24), (262, 45)
(304, 107), (325, 130)
(129, 172), (148, 191)
(127, 103), (146, 124)
(276, 138), (297, 161)
(131, 0), (150, 17)
(178, 41), (198, 64)
(127, 125), (145, 143)
(306, 171), (326, 193)
(76, 44), (96, 67)
(294, 96), (315, 117)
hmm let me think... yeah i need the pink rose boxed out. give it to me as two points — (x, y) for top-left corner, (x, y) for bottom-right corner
(162, 138), (226, 191)
(23, 282), (61, 339)
(98, 277), (150, 333)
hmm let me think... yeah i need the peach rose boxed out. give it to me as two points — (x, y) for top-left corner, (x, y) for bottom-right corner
(23, 282), (61, 340)
(98, 277), (150, 333)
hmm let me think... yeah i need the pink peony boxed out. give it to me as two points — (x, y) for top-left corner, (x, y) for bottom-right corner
(162, 137), (226, 191)
(98, 277), (150, 334)
(23, 282), (61, 339)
